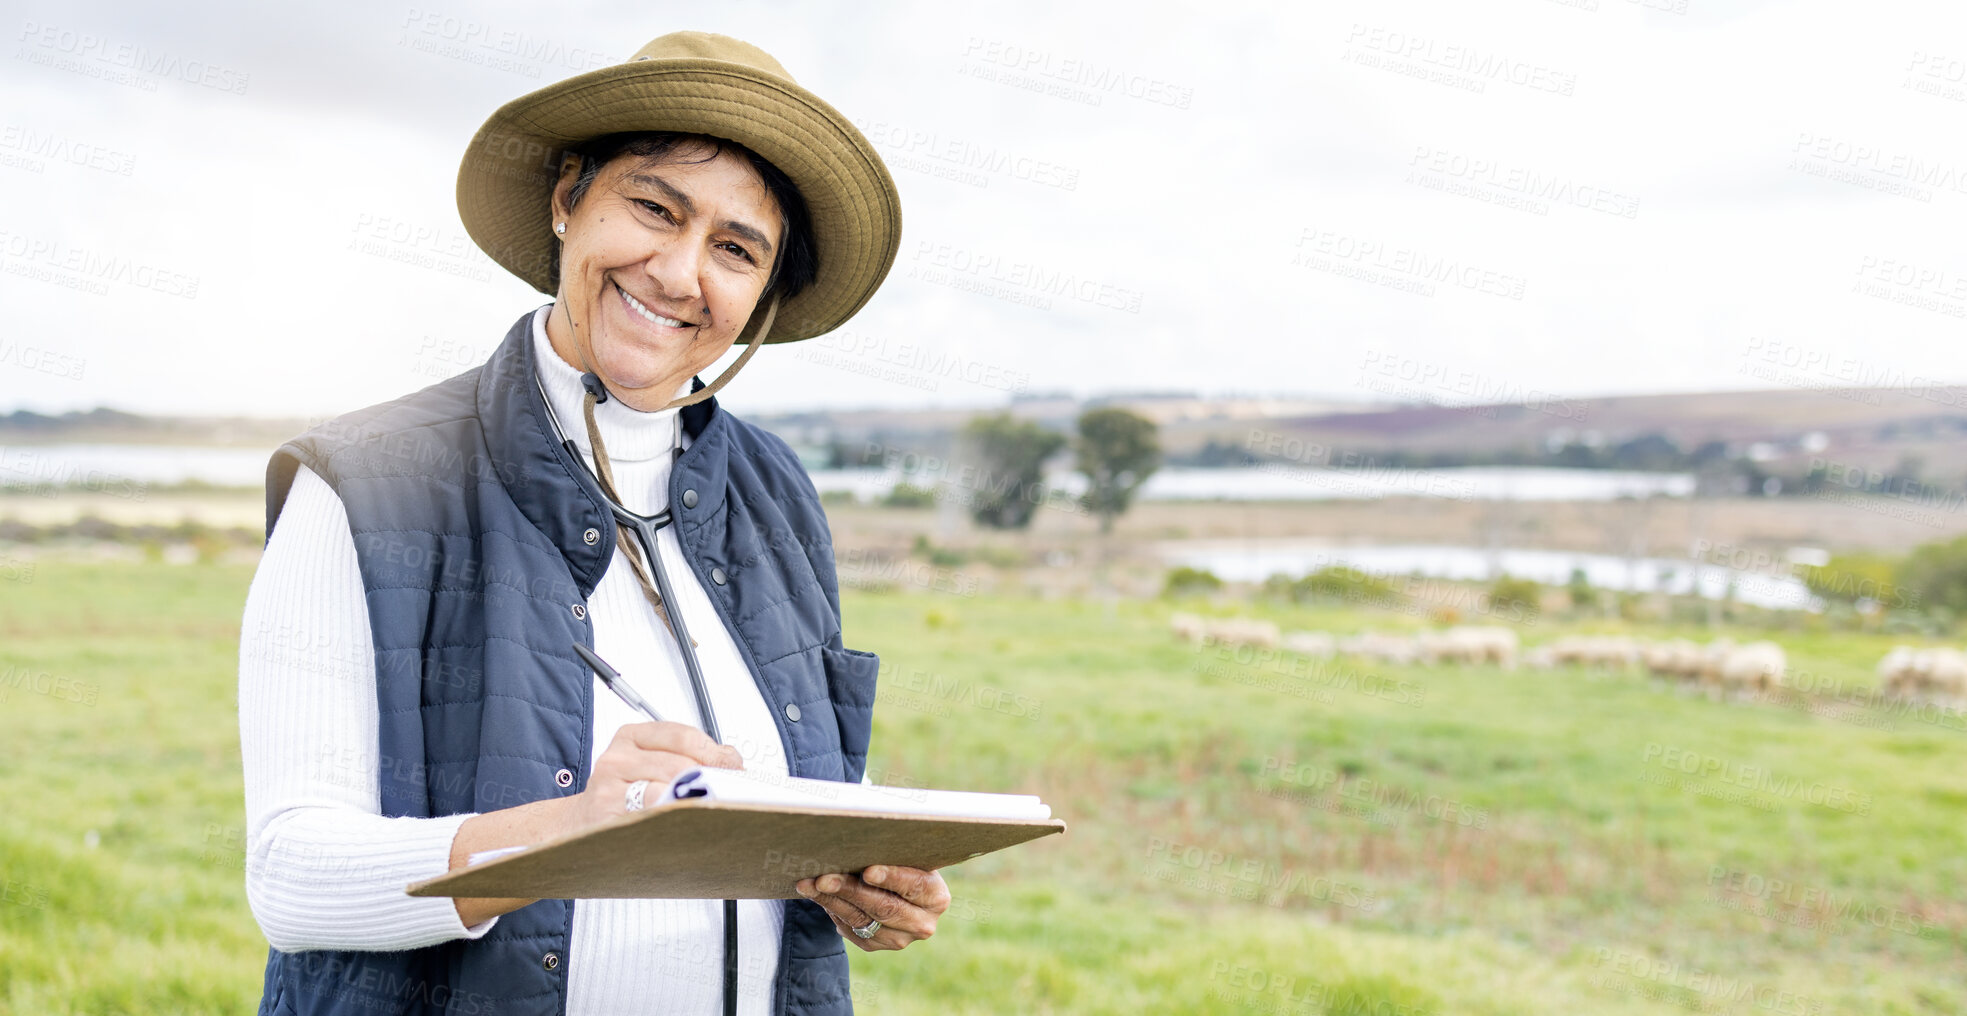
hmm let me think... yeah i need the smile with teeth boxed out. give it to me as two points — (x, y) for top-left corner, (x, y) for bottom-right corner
(617, 282), (694, 329)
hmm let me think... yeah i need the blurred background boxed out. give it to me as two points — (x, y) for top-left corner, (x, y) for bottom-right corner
(3, 0), (1965, 1013)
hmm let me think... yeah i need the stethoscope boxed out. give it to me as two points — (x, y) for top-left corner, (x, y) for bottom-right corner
(534, 361), (744, 1016)
(534, 365), (725, 744)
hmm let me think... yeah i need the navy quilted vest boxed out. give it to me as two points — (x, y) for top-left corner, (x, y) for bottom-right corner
(252, 309), (877, 1015)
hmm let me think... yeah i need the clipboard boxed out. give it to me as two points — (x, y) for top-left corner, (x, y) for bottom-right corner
(406, 799), (1066, 900)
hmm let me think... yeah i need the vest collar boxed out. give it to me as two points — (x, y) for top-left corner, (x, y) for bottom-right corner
(476, 308), (726, 596)
(529, 304), (694, 464)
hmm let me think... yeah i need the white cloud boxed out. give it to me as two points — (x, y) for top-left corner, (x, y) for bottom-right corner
(2, 0), (1964, 418)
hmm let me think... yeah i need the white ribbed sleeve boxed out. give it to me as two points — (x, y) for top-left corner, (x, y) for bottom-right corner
(238, 464), (497, 952)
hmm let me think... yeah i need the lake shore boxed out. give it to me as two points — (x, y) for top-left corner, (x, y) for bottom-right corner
(6, 489), (1963, 557)
(828, 494), (1967, 558)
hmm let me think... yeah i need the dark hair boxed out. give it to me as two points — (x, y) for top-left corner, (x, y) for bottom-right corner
(555, 131), (818, 305)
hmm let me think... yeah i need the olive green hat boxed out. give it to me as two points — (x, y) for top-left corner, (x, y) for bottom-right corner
(456, 30), (902, 345)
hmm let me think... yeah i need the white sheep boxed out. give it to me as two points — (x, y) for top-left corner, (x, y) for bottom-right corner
(1716, 641), (1785, 695)
(1641, 639), (1700, 678)
(1891, 647), (1967, 701)
(1338, 630), (1420, 666)
(1203, 617), (1281, 650)
(1928, 648), (1967, 699)
(1695, 638), (1737, 685)
(1281, 631), (1337, 658)
(1170, 612), (1208, 644)
(1455, 626), (1519, 667)
(1537, 634), (1637, 671)
(1420, 626), (1504, 666)
(1414, 630), (1460, 665)
(1877, 646), (1919, 696)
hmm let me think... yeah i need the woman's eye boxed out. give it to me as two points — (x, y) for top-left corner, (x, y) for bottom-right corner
(720, 242), (757, 265)
(636, 199), (672, 220)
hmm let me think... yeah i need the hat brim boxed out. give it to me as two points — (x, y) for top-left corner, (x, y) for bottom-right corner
(457, 59), (901, 344)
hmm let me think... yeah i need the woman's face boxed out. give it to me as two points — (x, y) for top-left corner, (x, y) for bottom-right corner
(547, 144), (783, 410)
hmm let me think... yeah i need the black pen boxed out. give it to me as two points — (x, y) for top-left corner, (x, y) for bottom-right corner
(572, 643), (667, 724)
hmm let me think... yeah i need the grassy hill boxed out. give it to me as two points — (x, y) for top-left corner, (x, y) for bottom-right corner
(2, 561), (1960, 1013)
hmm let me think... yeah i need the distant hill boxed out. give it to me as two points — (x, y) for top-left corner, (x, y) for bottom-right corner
(0, 409), (311, 447)
(11, 384), (1967, 484)
(1165, 386), (1967, 475)
(743, 384), (1967, 480)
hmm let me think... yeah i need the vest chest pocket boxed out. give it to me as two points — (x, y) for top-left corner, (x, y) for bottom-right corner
(818, 645), (880, 781)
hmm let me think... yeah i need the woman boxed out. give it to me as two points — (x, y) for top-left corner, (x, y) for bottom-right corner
(238, 31), (944, 1016)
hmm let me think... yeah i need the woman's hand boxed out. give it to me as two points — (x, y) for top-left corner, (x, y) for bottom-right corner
(795, 865), (951, 951)
(447, 721), (739, 929)
(571, 721), (743, 831)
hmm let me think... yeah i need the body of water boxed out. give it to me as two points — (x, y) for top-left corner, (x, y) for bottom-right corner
(0, 443), (1811, 609)
(0, 444), (275, 490)
(0, 445), (1698, 503)
(815, 465), (1696, 503)
(1160, 539), (1819, 611)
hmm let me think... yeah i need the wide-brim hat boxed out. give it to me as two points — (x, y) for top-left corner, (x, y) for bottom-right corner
(456, 31), (901, 344)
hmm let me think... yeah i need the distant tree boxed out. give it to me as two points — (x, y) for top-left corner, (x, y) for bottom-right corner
(1163, 566), (1223, 597)
(1485, 574), (1542, 621)
(959, 413), (1066, 530)
(1262, 566), (1404, 607)
(1689, 440), (1730, 466)
(1606, 433), (1682, 471)
(1798, 553), (1910, 610)
(1074, 407), (1161, 533)
(1890, 454), (1927, 490)
(882, 482), (937, 509)
(1894, 537), (1967, 616)
(1566, 567), (1599, 612)
(1175, 438), (1259, 468)
(1549, 442), (1598, 468)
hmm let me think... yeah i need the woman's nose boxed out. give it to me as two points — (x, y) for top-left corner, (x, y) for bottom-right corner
(639, 240), (705, 306)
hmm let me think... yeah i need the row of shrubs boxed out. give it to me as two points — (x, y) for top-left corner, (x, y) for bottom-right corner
(1167, 565), (1536, 610)
(1163, 564), (1949, 634)
(818, 482), (943, 509)
(1798, 536), (1967, 616)
(0, 515), (261, 546)
(1166, 565), (1423, 601)
(908, 534), (1026, 569)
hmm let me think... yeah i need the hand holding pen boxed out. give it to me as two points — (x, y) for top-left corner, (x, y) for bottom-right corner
(568, 643), (743, 826)
(576, 646), (948, 952)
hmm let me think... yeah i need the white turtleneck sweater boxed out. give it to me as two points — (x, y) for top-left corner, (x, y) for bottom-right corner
(238, 304), (793, 1014)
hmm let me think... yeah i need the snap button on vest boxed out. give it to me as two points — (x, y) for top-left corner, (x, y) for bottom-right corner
(542, 951), (560, 972)
(582, 527), (600, 545)
(555, 768), (573, 788)
(682, 488), (698, 509)
(571, 603), (587, 620)
(711, 567), (727, 586)
(784, 702), (801, 722)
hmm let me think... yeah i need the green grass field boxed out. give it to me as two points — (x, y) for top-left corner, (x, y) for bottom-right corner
(2, 561), (1962, 1014)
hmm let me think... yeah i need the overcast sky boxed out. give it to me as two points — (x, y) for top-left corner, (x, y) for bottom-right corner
(3, 0), (1965, 419)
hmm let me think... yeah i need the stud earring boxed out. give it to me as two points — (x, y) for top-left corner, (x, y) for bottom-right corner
(555, 222), (566, 235)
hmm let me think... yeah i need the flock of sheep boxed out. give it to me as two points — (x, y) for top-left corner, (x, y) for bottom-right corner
(1523, 635), (1788, 695)
(1170, 612), (1519, 666)
(1876, 647), (1967, 702)
(1171, 611), (1967, 706)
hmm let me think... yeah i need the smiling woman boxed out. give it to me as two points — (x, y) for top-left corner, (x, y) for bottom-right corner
(236, 30), (924, 1016)
(544, 132), (817, 407)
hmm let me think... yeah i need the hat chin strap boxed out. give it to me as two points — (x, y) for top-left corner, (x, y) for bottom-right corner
(657, 294), (776, 411)
(568, 294), (779, 412)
